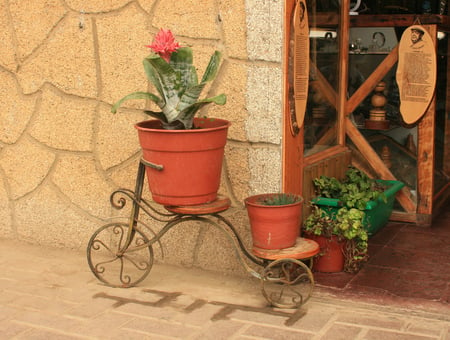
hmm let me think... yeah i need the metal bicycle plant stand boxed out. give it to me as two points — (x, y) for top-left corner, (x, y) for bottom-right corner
(87, 159), (320, 309)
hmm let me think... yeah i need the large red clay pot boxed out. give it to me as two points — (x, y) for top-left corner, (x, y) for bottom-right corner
(307, 234), (345, 273)
(245, 193), (303, 250)
(135, 117), (230, 206)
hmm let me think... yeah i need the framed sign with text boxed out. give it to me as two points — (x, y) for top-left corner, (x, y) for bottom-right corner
(292, 0), (309, 134)
(396, 25), (437, 125)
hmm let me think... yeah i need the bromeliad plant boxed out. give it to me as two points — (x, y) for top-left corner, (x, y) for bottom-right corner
(111, 28), (226, 130)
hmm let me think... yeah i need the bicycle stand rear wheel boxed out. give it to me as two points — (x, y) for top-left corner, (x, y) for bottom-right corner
(260, 258), (315, 309)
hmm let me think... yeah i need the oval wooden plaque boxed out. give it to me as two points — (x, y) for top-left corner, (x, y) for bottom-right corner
(396, 25), (436, 125)
(292, 0), (309, 132)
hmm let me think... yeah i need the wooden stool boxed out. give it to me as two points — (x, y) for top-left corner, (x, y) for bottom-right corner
(165, 196), (231, 215)
(252, 237), (320, 261)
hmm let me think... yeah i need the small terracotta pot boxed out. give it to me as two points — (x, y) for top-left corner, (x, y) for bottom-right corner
(306, 234), (345, 273)
(245, 193), (303, 250)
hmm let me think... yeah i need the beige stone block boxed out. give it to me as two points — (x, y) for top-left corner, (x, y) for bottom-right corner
(212, 60), (248, 142)
(219, 0), (248, 60)
(152, 219), (202, 268)
(108, 157), (140, 189)
(107, 156), (151, 198)
(0, 4), (17, 70)
(0, 69), (36, 144)
(96, 4), (150, 108)
(51, 154), (116, 218)
(0, 137), (55, 199)
(224, 143), (250, 203)
(29, 88), (96, 151)
(137, 0), (157, 14)
(246, 65), (282, 144)
(248, 146), (281, 195)
(0, 174), (13, 238)
(246, 0), (283, 62)
(15, 185), (100, 249)
(16, 12), (97, 97)
(97, 104), (143, 170)
(153, 0), (219, 40)
(65, 0), (131, 12)
(9, 0), (67, 60)
(195, 207), (254, 276)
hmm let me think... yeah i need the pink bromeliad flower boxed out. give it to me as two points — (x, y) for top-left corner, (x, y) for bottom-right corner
(146, 28), (181, 62)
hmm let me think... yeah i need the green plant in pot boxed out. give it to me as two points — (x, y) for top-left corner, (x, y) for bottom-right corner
(111, 29), (230, 206)
(303, 204), (368, 273)
(311, 166), (404, 235)
(313, 167), (388, 210)
(245, 193), (304, 250)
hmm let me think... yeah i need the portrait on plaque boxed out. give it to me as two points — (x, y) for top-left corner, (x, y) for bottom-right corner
(396, 25), (437, 125)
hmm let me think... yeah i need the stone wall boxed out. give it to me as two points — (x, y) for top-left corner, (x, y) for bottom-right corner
(0, 0), (284, 275)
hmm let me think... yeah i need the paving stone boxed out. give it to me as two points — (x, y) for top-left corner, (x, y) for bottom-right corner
(0, 319), (32, 338)
(173, 303), (227, 326)
(289, 303), (338, 332)
(9, 310), (87, 335)
(8, 294), (78, 315)
(64, 310), (135, 338)
(229, 308), (293, 327)
(65, 297), (119, 319)
(335, 311), (405, 330)
(363, 329), (437, 340)
(0, 240), (450, 340)
(191, 319), (247, 339)
(15, 328), (87, 340)
(121, 316), (200, 338)
(319, 323), (363, 340)
(114, 302), (184, 322)
(243, 324), (314, 339)
(404, 319), (448, 337)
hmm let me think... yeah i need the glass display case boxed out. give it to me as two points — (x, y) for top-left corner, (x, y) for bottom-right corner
(283, 0), (450, 226)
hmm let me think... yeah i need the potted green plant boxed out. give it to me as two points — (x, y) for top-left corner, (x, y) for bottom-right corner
(245, 193), (303, 250)
(311, 167), (404, 235)
(111, 29), (229, 206)
(303, 204), (368, 273)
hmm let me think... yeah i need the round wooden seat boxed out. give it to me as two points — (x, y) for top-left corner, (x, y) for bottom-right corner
(164, 195), (231, 215)
(252, 237), (320, 261)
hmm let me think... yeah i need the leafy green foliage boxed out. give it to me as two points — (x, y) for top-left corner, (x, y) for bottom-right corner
(304, 204), (369, 273)
(306, 167), (385, 272)
(303, 205), (339, 238)
(313, 167), (387, 210)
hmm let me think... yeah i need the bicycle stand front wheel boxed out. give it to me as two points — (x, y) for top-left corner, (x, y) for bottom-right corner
(87, 222), (154, 288)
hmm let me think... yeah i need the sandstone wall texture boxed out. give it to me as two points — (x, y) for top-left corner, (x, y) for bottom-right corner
(0, 0), (284, 276)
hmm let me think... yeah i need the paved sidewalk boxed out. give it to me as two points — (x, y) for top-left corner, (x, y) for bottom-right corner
(0, 239), (449, 339)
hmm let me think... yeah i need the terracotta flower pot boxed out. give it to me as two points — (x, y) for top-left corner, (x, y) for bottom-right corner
(136, 117), (230, 206)
(306, 234), (345, 273)
(245, 193), (303, 250)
